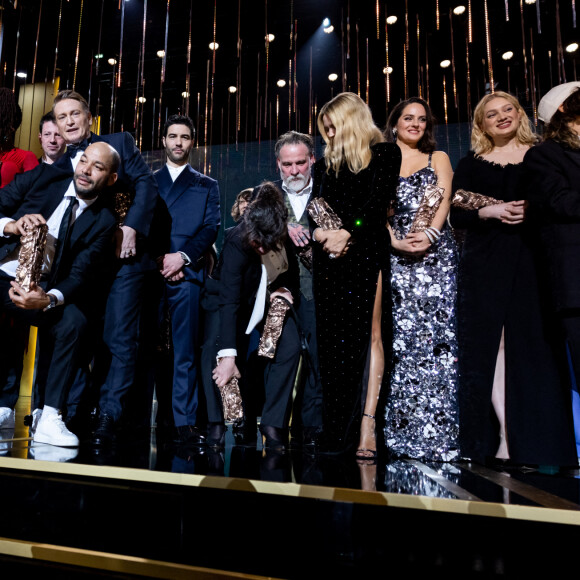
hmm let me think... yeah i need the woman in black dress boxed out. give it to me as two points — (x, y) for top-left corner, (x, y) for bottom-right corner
(311, 92), (401, 456)
(451, 91), (576, 465)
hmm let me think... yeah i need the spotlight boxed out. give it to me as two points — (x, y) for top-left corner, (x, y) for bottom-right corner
(383, 67), (393, 74)
(95, 53), (104, 59)
(524, 0), (536, 4)
(156, 50), (165, 58)
(328, 73), (338, 82)
(386, 15), (397, 24)
(453, 6), (466, 15)
(209, 42), (219, 50)
(16, 72), (27, 78)
(108, 58), (117, 65)
(228, 86), (237, 93)
(323, 18), (331, 28)
(323, 25), (334, 33)
(440, 60), (451, 68)
(265, 34), (275, 42)
(502, 51), (514, 60)
(182, 91), (190, 98)
(138, 97), (146, 103)
(277, 79), (286, 88)
(566, 43), (579, 53)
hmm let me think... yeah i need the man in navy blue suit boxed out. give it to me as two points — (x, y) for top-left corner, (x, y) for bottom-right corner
(154, 114), (220, 444)
(0, 143), (119, 447)
(52, 90), (159, 445)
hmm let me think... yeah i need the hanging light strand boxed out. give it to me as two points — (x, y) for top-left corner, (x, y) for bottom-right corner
(73, 0), (84, 89)
(505, 0), (509, 21)
(450, 11), (457, 107)
(468, 0), (472, 43)
(436, 0), (440, 30)
(51, 0), (63, 87)
(484, 0), (494, 93)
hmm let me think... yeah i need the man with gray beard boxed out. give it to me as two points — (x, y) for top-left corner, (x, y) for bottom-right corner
(273, 131), (323, 450)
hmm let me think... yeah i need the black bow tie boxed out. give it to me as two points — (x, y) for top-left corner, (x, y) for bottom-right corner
(67, 139), (90, 156)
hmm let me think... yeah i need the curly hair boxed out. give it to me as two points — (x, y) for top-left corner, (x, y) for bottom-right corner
(241, 182), (288, 253)
(471, 91), (536, 154)
(317, 92), (384, 175)
(231, 188), (253, 222)
(0, 88), (23, 151)
(384, 97), (436, 153)
(544, 87), (580, 150)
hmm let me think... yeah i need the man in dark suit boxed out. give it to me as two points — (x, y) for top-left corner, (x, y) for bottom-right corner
(38, 112), (66, 165)
(209, 184), (301, 450)
(273, 131), (323, 449)
(154, 114), (220, 444)
(0, 142), (118, 447)
(52, 90), (159, 445)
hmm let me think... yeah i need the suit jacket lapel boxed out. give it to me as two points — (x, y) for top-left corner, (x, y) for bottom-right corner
(162, 165), (198, 209)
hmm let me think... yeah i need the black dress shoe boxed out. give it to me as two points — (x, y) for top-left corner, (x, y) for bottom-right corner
(207, 422), (226, 448)
(302, 427), (322, 452)
(259, 425), (288, 452)
(175, 425), (206, 446)
(91, 413), (117, 447)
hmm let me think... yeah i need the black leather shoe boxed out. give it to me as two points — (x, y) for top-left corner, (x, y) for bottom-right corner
(207, 422), (226, 448)
(175, 425), (206, 446)
(259, 425), (288, 452)
(91, 413), (117, 447)
(302, 427), (322, 452)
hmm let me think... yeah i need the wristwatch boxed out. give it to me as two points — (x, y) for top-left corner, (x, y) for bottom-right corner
(45, 293), (57, 310)
(178, 251), (191, 266)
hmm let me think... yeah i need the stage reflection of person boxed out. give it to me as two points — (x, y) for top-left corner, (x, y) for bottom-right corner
(451, 91), (576, 466)
(208, 183), (301, 451)
(311, 92), (401, 457)
(383, 97), (459, 461)
(524, 83), (580, 457)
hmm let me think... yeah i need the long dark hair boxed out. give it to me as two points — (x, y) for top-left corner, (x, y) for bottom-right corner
(241, 182), (288, 253)
(545, 87), (580, 150)
(385, 97), (436, 154)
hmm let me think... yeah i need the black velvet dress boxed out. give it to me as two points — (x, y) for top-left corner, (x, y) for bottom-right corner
(311, 142), (401, 451)
(451, 151), (576, 466)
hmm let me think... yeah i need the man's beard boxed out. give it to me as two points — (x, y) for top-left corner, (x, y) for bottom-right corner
(281, 171), (309, 193)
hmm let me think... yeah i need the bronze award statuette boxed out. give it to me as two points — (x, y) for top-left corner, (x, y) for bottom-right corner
(258, 296), (291, 359)
(15, 223), (49, 292)
(452, 189), (503, 210)
(307, 197), (343, 231)
(215, 359), (244, 422)
(409, 183), (445, 233)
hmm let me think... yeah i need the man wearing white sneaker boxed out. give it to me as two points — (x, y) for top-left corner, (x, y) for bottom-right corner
(0, 142), (119, 446)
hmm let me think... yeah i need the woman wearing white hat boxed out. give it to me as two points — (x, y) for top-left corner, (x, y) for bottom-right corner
(525, 84), (580, 454)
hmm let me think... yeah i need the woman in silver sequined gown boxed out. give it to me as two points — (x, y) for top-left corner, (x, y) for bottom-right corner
(384, 98), (459, 461)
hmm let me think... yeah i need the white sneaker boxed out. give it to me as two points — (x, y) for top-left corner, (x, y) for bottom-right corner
(30, 408), (43, 435)
(29, 446), (78, 462)
(0, 407), (15, 430)
(33, 410), (79, 447)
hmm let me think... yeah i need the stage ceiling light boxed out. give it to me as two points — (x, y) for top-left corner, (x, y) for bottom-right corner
(228, 86), (237, 93)
(566, 43), (579, 53)
(108, 58), (117, 65)
(156, 50), (165, 58)
(16, 72), (27, 78)
(277, 79), (286, 87)
(524, 0), (536, 4)
(138, 97), (146, 103)
(181, 91), (190, 98)
(95, 53), (104, 59)
(328, 73), (338, 82)
(265, 34), (275, 42)
(386, 15), (397, 24)
(453, 6), (466, 15)
(440, 59), (451, 68)
(209, 42), (219, 50)
(323, 25), (334, 33)
(323, 18), (331, 28)
(502, 51), (514, 60)
(383, 67), (393, 74)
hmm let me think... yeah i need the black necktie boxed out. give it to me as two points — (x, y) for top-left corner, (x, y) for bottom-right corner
(52, 197), (79, 275)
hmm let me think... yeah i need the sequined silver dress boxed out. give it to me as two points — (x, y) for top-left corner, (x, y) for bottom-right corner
(384, 159), (459, 461)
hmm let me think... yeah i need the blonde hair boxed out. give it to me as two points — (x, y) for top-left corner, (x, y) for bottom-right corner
(471, 91), (536, 154)
(317, 92), (384, 175)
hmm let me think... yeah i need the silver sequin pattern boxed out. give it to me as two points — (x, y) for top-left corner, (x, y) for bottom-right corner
(384, 166), (459, 461)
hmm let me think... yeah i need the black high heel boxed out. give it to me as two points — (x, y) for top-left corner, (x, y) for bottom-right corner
(207, 422), (226, 448)
(259, 425), (288, 452)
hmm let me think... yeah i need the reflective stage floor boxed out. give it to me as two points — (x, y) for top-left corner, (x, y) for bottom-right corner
(1, 397), (580, 578)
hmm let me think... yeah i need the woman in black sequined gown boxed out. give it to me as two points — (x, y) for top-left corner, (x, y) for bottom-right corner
(451, 92), (576, 466)
(311, 92), (401, 455)
(383, 98), (459, 461)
